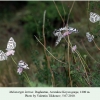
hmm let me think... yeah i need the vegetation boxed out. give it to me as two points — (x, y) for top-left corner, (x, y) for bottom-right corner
(0, 1), (100, 87)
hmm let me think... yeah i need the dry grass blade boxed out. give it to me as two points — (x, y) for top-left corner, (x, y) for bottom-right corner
(42, 10), (55, 87)
(34, 35), (67, 65)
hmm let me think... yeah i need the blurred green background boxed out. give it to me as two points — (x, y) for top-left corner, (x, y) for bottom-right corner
(0, 1), (100, 87)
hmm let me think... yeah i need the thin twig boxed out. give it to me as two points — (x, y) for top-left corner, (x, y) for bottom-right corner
(61, 1), (66, 26)
(34, 35), (67, 64)
(77, 69), (91, 86)
(87, 1), (91, 32)
(93, 40), (100, 51)
(42, 10), (55, 87)
(11, 56), (17, 65)
(77, 51), (90, 72)
(66, 1), (75, 26)
(81, 40), (100, 64)
(66, 1), (75, 87)
(23, 71), (32, 86)
(76, 51), (91, 86)
(63, 1), (75, 87)
(67, 35), (72, 87)
(53, 0), (65, 25)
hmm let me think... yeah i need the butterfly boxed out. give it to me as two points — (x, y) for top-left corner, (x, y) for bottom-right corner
(17, 60), (29, 75)
(86, 32), (94, 42)
(5, 37), (16, 56)
(18, 60), (29, 69)
(53, 26), (79, 46)
(89, 12), (100, 23)
(0, 50), (7, 61)
(6, 37), (16, 51)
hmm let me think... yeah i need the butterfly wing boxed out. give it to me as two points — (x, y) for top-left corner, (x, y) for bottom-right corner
(89, 12), (100, 23)
(68, 27), (79, 33)
(0, 50), (7, 61)
(6, 37), (16, 51)
(59, 26), (67, 31)
(53, 29), (63, 46)
(55, 33), (63, 46)
(53, 29), (61, 36)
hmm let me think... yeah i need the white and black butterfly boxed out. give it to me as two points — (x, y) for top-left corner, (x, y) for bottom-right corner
(0, 37), (16, 61)
(18, 60), (29, 69)
(53, 26), (79, 46)
(6, 37), (16, 51)
(89, 12), (100, 23)
(86, 32), (94, 42)
(0, 50), (7, 61)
